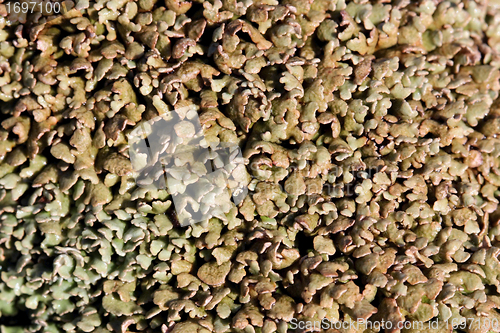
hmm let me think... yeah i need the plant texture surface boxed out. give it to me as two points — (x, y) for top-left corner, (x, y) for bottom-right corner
(1, 0), (500, 332)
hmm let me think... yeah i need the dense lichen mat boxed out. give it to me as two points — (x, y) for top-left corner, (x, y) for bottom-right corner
(3, 0), (500, 332)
